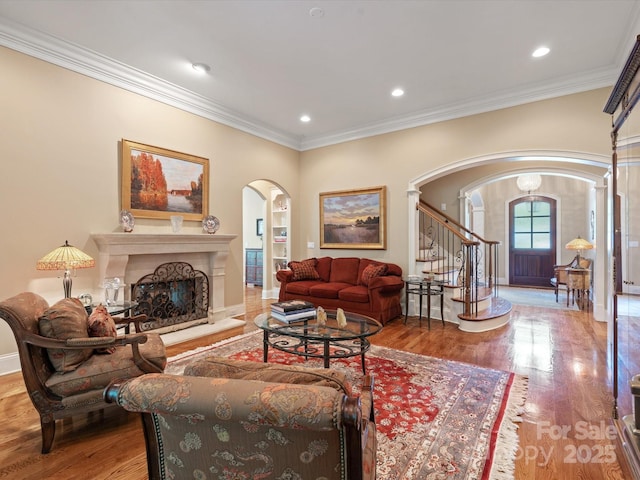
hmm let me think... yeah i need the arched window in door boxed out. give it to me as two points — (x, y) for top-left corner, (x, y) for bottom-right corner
(509, 196), (556, 287)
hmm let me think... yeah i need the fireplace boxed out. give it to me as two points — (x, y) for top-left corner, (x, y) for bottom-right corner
(91, 233), (236, 333)
(131, 261), (209, 331)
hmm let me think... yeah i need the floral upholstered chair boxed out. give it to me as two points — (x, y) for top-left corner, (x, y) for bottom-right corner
(104, 357), (376, 480)
(0, 292), (166, 453)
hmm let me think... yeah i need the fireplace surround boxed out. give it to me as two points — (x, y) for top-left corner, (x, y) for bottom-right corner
(91, 233), (236, 333)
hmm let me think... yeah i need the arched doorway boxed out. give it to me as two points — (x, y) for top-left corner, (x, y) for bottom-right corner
(243, 180), (291, 300)
(408, 151), (610, 320)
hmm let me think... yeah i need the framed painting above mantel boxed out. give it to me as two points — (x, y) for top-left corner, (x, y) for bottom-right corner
(320, 185), (386, 249)
(121, 139), (209, 221)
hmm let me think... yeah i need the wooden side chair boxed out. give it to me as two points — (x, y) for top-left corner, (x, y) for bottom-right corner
(0, 292), (167, 453)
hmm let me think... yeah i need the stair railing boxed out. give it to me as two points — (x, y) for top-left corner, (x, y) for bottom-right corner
(417, 200), (500, 317)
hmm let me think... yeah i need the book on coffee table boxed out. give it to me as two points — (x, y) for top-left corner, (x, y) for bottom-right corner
(270, 299), (315, 313)
(271, 308), (316, 323)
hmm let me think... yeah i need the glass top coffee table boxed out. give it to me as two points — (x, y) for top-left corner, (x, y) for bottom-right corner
(254, 309), (382, 373)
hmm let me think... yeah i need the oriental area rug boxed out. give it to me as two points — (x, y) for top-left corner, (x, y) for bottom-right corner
(166, 331), (528, 480)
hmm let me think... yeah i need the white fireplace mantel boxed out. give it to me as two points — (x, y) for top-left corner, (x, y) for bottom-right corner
(91, 233), (237, 322)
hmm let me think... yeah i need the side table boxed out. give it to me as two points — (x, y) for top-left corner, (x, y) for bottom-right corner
(404, 278), (446, 328)
(566, 268), (591, 310)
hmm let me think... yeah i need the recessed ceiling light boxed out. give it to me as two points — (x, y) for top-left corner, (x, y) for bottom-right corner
(532, 46), (550, 58)
(300, 115), (311, 123)
(309, 7), (324, 17)
(192, 62), (211, 74)
(391, 88), (404, 97)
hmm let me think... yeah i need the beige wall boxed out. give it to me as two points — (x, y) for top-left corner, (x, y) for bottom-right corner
(0, 45), (615, 359)
(297, 89), (612, 272)
(0, 46), (299, 355)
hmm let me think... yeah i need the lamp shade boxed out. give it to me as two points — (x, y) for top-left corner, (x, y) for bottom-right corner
(37, 241), (95, 298)
(565, 236), (594, 251)
(36, 240), (95, 270)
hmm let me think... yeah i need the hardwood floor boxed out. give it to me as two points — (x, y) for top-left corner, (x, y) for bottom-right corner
(0, 287), (632, 479)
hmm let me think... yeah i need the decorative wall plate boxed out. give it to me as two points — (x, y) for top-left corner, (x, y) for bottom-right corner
(202, 215), (220, 234)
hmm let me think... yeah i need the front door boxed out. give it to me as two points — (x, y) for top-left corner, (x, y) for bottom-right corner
(509, 196), (556, 287)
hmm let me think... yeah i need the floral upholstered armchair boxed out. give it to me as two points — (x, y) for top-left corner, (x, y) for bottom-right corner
(0, 292), (166, 453)
(104, 357), (376, 480)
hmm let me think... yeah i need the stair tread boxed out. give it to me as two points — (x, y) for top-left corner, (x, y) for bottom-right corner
(458, 297), (512, 321)
(416, 255), (446, 262)
(421, 266), (458, 274)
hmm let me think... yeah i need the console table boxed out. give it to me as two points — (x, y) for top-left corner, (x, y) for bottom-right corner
(566, 267), (591, 310)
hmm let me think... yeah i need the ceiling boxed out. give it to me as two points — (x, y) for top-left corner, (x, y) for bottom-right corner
(1, 1), (640, 151)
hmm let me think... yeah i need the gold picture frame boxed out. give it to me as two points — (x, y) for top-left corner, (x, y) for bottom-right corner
(320, 186), (386, 249)
(121, 139), (209, 221)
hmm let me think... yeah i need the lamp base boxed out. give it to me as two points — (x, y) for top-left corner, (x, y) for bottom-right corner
(63, 269), (72, 298)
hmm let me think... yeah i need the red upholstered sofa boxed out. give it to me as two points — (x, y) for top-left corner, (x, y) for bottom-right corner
(275, 257), (404, 325)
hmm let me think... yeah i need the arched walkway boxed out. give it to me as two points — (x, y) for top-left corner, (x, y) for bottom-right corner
(406, 150), (610, 321)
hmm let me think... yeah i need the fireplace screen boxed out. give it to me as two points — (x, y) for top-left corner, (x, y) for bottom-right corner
(131, 262), (209, 331)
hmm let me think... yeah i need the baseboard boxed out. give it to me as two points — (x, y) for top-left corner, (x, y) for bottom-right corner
(0, 352), (20, 376)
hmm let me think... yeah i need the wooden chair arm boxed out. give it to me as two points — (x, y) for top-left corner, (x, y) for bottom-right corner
(112, 313), (147, 333)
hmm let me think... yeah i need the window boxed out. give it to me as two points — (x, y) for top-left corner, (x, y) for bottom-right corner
(512, 199), (551, 249)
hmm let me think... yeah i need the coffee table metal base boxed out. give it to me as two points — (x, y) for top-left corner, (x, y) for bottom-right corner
(262, 330), (371, 373)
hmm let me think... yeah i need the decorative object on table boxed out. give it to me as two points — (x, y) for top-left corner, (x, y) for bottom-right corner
(316, 305), (327, 326)
(78, 292), (93, 314)
(121, 139), (209, 221)
(170, 215), (183, 233)
(319, 185), (386, 249)
(36, 240), (95, 298)
(78, 293), (93, 307)
(101, 277), (122, 306)
(336, 307), (347, 328)
(166, 331), (528, 480)
(202, 214), (220, 234)
(270, 299), (315, 323)
(119, 209), (135, 232)
(565, 236), (594, 265)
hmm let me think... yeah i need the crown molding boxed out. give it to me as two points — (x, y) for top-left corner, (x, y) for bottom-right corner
(0, 18), (302, 150)
(0, 17), (621, 153)
(300, 69), (618, 151)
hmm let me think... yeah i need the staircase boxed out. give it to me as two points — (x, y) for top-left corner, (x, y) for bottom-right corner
(416, 200), (511, 332)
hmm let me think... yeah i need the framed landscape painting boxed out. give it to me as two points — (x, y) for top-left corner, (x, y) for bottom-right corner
(121, 139), (209, 221)
(320, 186), (386, 249)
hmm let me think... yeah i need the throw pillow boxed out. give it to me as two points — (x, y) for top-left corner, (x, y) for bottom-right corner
(288, 258), (320, 281)
(88, 304), (118, 354)
(38, 298), (93, 372)
(360, 262), (388, 286)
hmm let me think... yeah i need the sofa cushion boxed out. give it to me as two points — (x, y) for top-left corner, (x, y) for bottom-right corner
(309, 282), (352, 299)
(45, 333), (167, 396)
(288, 258), (320, 281)
(338, 285), (370, 303)
(329, 257), (361, 284)
(360, 262), (388, 286)
(285, 280), (324, 296)
(38, 298), (93, 373)
(316, 256), (333, 282)
(183, 356), (352, 395)
(88, 304), (118, 354)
